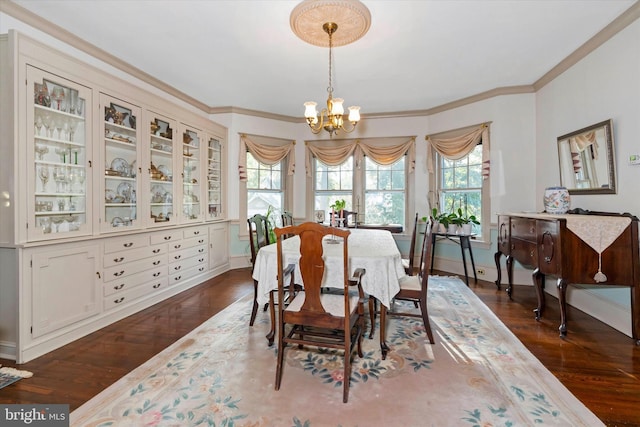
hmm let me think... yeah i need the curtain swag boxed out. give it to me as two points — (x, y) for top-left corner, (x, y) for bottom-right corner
(426, 124), (490, 180)
(238, 134), (295, 181)
(305, 137), (416, 177)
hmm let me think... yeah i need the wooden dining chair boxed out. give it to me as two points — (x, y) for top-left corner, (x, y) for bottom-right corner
(379, 218), (435, 359)
(248, 213), (271, 326)
(274, 222), (366, 403)
(281, 211), (293, 227)
(401, 212), (420, 275)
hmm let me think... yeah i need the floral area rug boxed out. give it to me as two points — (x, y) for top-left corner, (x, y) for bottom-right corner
(0, 365), (33, 390)
(71, 276), (603, 426)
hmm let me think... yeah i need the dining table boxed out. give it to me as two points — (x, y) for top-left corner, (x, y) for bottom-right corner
(252, 228), (407, 350)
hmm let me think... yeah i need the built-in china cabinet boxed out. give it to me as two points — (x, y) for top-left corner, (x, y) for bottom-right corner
(0, 31), (229, 363)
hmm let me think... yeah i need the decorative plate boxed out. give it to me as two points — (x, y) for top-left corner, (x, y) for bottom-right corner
(105, 189), (116, 202)
(117, 182), (133, 201)
(157, 164), (171, 179)
(111, 216), (124, 227)
(110, 158), (129, 176)
(150, 184), (166, 203)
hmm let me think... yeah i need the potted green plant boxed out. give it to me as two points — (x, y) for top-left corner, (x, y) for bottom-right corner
(429, 208), (450, 233)
(330, 199), (347, 226)
(453, 208), (479, 235)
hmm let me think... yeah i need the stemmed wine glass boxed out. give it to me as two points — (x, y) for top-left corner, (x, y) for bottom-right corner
(67, 167), (77, 193)
(38, 165), (50, 192)
(68, 119), (77, 142)
(51, 216), (65, 233)
(53, 166), (67, 193)
(55, 146), (67, 163)
(46, 114), (56, 138)
(55, 118), (64, 140)
(35, 115), (44, 136)
(35, 144), (49, 160)
(39, 217), (51, 234)
(51, 87), (65, 111)
(62, 119), (70, 141)
(76, 168), (86, 193)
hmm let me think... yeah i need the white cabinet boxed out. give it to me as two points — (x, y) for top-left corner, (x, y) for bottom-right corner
(0, 31), (230, 363)
(30, 244), (100, 337)
(210, 222), (229, 271)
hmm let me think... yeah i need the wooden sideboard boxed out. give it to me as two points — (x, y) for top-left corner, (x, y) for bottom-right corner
(494, 212), (640, 344)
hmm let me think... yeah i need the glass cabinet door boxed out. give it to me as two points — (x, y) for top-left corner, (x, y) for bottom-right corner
(181, 126), (203, 223)
(28, 67), (92, 241)
(206, 136), (223, 220)
(100, 94), (141, 232)
(148, 113), (176, 226)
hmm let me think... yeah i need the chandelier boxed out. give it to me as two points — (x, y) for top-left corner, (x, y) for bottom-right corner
(290, 0), (371, 138)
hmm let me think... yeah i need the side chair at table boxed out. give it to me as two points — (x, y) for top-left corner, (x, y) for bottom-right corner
(247, 214), (271, 326)
(379, 217), (436, 359)
(401, 212), (420, 275)
(274, 222), (366, 403)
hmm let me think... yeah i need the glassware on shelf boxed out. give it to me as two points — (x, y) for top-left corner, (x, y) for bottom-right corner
(57, 199), (66, 212)
(43, 113), (52, 138)
(67, 167), (76, 193)
(35, 144), (49, 160)
(75, 98), (84, 117)
(69, 90), (78, 115)
(68, 120), (77, 142)
(76, 168), (86, 193)
(38, 165), (50, 192)
(51, 86), (65, 111)
(55, 118), (64, 140)
(55, 146), (67, 163)
(62, 119), (70, 141)
(39, 217), (51, 234)
(53, 166), (67, 193)
(35, 115), (44, 137)
(51, 216), (65, 233)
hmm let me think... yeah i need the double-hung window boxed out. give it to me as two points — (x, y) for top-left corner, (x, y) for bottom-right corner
(246, 152), (284, 221)
(364, 156), (406, 226)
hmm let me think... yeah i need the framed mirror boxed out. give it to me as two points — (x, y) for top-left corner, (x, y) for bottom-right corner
(557, 119), (616, 194)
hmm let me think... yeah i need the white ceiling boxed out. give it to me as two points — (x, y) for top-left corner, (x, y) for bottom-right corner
(8, 0), (638, 117)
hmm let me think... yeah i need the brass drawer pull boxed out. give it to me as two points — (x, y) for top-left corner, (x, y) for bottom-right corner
(114, 270), (125, 277)
(152, 283), (161, 289)
(174, 275), (182, 281)
(114, 297), (125, 304)
(123, 242), (133, 248)
(114, 257), (124, 263)
(153, 272), (161, 277)
(152, 248), (161, 254)
(114, 284), (125, 290)
(174, 265), (181, 271)
(174, 255), (181, 260)
(164, 236), (172, 240)
(174, 244), (182, 249)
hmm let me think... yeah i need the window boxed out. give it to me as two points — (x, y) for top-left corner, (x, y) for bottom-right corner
(246, 152), (284, 223)
(313, 156), (407, 228)
(314, 157), (353, 216)
(436, 144), (484, 237)
(364, 157), (405, 225)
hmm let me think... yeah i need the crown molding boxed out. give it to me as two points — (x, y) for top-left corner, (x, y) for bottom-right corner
(533, 0), (640, 91)
(0, 0), (210, 113)
(2, 0), (638, 121)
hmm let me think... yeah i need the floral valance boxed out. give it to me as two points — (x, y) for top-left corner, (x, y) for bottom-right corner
(305, 136), (416, 176)
(238, 134), (295, 181)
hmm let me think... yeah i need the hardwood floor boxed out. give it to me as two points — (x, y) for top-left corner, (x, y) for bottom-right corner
(1, 268), (639, 426)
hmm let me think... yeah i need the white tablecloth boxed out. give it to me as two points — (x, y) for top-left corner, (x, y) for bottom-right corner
(252, 229), (406, 308)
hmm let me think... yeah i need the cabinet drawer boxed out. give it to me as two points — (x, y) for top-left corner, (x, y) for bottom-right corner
(169, 263), (207, 285)
(511, 218), (537, 242)
(103, 244), (167, 268)
(169, 244), (207, 263)
(169, 235), (207, 252)
(104, 278), (168, 310)
(104, 234), (149, 253)
(103, 267), (168, 296)
(538, 220), (560, 275)
(103, 254), (167, 282)
(150, 230), (183, 245)
(510, 238), (538, 268)
(169, 254), (207, 274)
(183, 226), (207, 239)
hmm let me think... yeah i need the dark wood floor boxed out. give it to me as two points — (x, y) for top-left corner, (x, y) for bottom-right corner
(1, 268), (639, 426)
